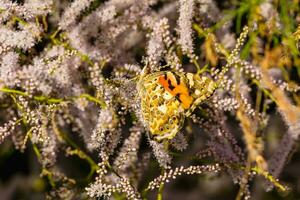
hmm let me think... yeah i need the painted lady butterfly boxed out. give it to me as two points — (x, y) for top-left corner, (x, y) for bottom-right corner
(137, 70), (217, 141)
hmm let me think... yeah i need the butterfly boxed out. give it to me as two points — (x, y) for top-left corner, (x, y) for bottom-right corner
(137, 70), (217, 141)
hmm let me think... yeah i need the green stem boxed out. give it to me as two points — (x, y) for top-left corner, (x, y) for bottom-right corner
(0, 87), (106, 108)
(41, 168), (56, 188)
(78, 94), (106, 108)
(191, 59), (201, 73)
(66, 148), (99, 180)
(252, 80), (277, 103)
(0, 88), (27, 96)
(30, 136), (56, 188)
(51, 112), (99, 179)
(157, 183), (164, 200)
(12, 16), (27, 26)
(0, 87), (64, 103)
(231, 163), (288, 193)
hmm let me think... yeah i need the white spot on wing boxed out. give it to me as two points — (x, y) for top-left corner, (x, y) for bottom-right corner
(163, 91), (173, 100)
(158, 104), (167, 114)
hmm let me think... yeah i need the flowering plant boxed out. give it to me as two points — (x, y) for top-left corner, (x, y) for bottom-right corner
(0, 0), (299, 199)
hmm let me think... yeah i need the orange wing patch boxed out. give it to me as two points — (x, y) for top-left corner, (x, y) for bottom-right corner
(158, 72), (193, 109)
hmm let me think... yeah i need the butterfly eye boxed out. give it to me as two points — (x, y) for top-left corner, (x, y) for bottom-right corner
(159, 127), (164, 132)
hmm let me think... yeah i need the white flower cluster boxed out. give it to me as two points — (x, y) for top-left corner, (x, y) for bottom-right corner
(178, 0), (195, 59)
(147, 164), (221, 190)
